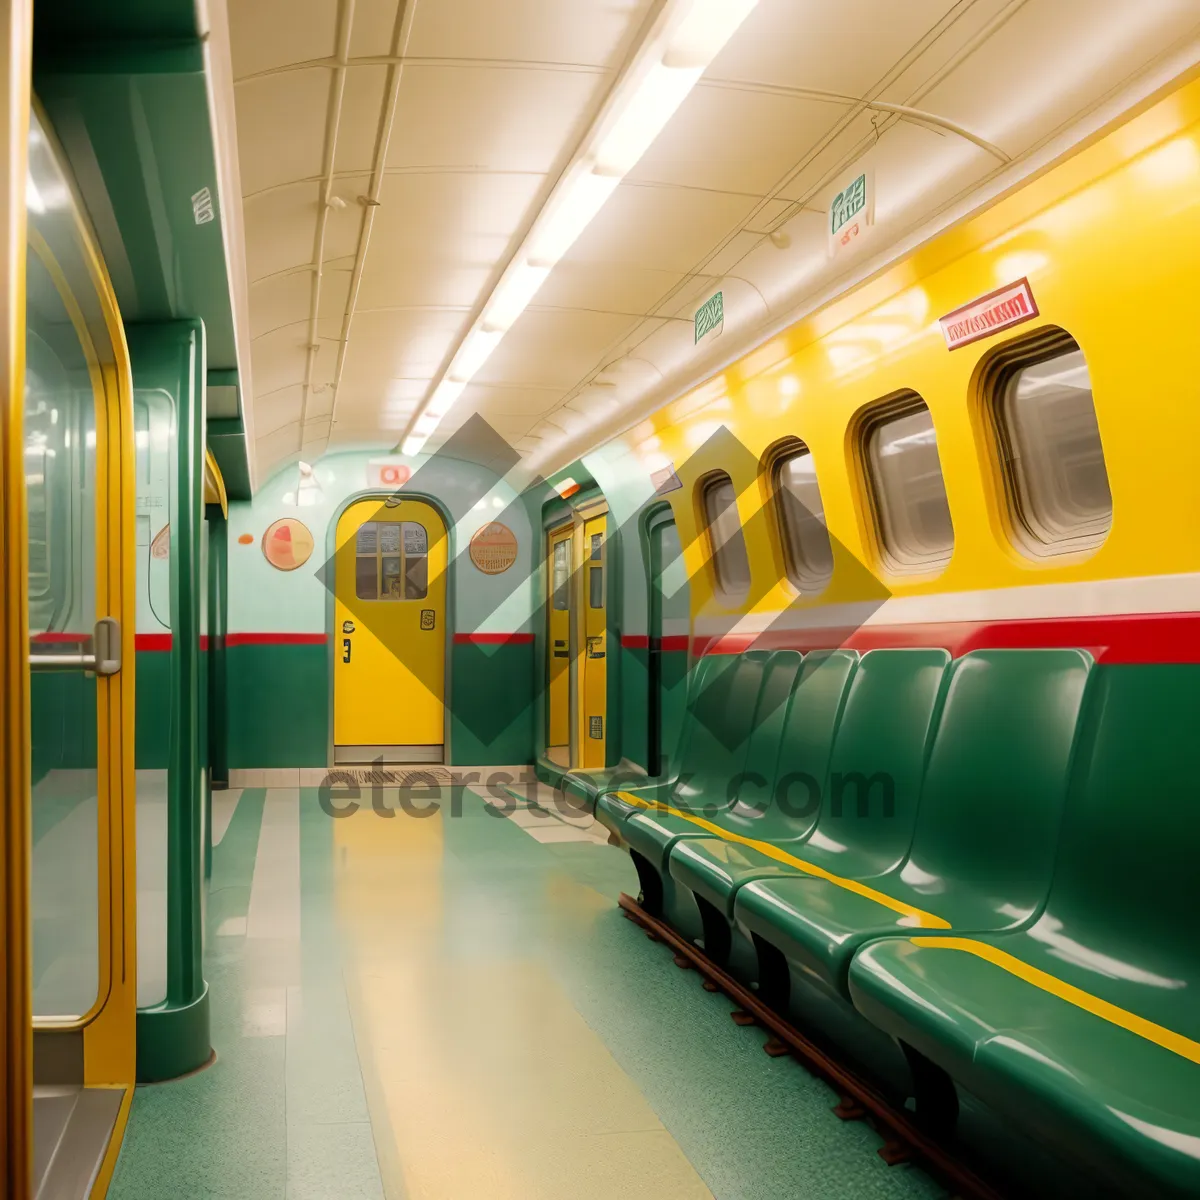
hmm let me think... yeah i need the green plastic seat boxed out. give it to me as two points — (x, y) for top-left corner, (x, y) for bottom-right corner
(850, 664), (1200, 1198)
(670, 649), (946, 917)
(734, 649), (1094, 997)
(621, 649), (800, 872)
(593, 652), (739, 835)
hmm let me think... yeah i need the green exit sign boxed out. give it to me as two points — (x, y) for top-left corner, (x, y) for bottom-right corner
(694, 291), (724, 344)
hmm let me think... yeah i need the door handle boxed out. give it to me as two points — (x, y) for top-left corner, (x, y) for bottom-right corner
(29, 617), (122, 676)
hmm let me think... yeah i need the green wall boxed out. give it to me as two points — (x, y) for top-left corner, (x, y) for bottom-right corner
(226, 643), (329, 768)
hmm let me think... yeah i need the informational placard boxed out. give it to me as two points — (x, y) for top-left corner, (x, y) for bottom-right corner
(694, 291), (724, 344)
(262, 518), (315, 571)
(829, 168), (874, 255)
(367, 458), (412, 489)
(469, 522), (518, 575)
(939, 278), (1039, 350)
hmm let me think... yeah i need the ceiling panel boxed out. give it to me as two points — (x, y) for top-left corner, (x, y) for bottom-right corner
(475, 308), (637, 390)
(256, 422), (303, 476)
(243, 181), (320, 282)
(357, 171), (547, 310)
(249, 268), (351, 341)
(532, 260), (686, 320)
(459, 382), (565, 418)
(774, 110), (880, 204)
(385, 65), (603, 173)
(243, 175), (369, 283)
(627, 88), (846, 196)
(349, 0), (402, 59)
(229, 0), (339, 79)
(565, 183), (758, 275)
(707, 0), (963, 97)
(917, 0), (1200, 152)
(406, 0), (652, 66)
(332, 65), (389, 176)
(339, 308), (468, 383)
(235, 69), (332, 197)
(254, 384), (305, 438)
(250, 315), (341, 399)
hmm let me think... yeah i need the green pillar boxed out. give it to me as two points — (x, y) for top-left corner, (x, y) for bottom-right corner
(205, 506), (228, 882)
(130, 320), (211, 1082)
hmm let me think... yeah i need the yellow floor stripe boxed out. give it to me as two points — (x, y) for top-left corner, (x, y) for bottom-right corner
(613, 792), (950, 930)
(910, 937), (1200, 1065)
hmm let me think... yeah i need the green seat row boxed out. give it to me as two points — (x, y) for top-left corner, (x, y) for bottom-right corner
(597, 647), (1200, 1196)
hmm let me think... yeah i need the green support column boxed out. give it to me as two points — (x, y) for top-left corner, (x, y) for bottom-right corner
(130, 320), (211, 1082)
(205, 506), (228, 882)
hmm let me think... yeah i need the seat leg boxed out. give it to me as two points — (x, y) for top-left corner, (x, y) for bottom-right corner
(901, 1041), (959, 1134)
(630, 850), (664, 916)
(751, 934), (790, 1011)
(694, 895), (731, 964)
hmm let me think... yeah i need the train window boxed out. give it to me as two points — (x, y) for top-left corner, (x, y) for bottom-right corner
(701, 473), (751, 597)
(995, 343), (1111, 555)
(552, 538), (570, 609)
(862, 398), (954, 573)
(773, 446), (833, 592)
(589, 566), (604, 608)
(355, 520), (428, 599)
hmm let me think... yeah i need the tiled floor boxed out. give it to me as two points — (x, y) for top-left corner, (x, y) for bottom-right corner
(108, 782), (947, 1199)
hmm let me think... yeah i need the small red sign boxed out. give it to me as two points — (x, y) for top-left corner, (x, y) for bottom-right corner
(939, 278), (1039, 351)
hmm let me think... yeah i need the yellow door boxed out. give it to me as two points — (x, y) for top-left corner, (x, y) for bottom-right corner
(334, 497), (447, 762)
(546, 523), (572, 761)
(579, 514), (607, 769)
(21, 103), (138, 1191)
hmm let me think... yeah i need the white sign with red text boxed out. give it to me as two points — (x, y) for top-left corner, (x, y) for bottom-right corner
(939, 279), (1039, 350)
(367, 459), (412, 489)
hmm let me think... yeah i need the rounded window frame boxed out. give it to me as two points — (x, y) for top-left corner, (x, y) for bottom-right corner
(981, 326), (1112, 562)
(763, 437), (834, 596)
(696, 469), (751, 604)
(856, 390), (955, 578)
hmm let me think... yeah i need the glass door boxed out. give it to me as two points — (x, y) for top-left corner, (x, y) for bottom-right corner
(24, 102), (136, 1193)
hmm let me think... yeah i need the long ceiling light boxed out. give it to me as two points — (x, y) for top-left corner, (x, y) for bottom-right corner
(401, 0), (759, 457)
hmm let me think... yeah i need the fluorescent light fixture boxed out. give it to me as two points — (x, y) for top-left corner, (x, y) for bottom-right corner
(594, 62), (703, 175)
(484, 262), (552, 332)
(665, 0), (759, 68)
(449, 326), (505, 382)
(426, 378), (467, 418)
(403, 0), (760, 452)
(529, 170), (621, 265)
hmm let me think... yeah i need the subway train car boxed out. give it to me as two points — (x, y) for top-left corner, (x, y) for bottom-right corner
(4, 1), (1200, 1198)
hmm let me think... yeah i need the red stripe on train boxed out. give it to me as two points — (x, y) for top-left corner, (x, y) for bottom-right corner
(693, 611), (1200, 663)
(620, 634), (690, 652)
(226, 632), (328, 646)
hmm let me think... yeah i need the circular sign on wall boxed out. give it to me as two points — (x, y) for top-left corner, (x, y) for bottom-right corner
(262, 517), (315, 571)
(469, 522), (518, 575)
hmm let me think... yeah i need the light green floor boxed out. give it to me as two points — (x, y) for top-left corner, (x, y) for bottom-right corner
(108, 785), (947, 1199)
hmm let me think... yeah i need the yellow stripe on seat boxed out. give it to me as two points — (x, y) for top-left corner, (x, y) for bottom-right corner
(612, 791), (950, 930)
(910, 937), (1200, 1065)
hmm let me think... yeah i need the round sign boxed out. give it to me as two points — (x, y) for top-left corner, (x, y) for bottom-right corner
(262, 517), (315, 571)
(469, 522), (518, 575)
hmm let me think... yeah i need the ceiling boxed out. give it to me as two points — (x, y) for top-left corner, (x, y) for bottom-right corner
(227, 0), (1200, 485)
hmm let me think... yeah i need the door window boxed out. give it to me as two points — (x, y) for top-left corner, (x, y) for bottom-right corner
(354, 519), (429, 600)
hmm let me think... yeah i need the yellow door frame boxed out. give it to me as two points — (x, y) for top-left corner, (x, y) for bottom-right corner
(545, 520), (573, 761)
(21, 98), (138, 1193)
(328, 491), (453, 765)
(1, 3), (33, 1192)
(542, 499), (609, 770)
